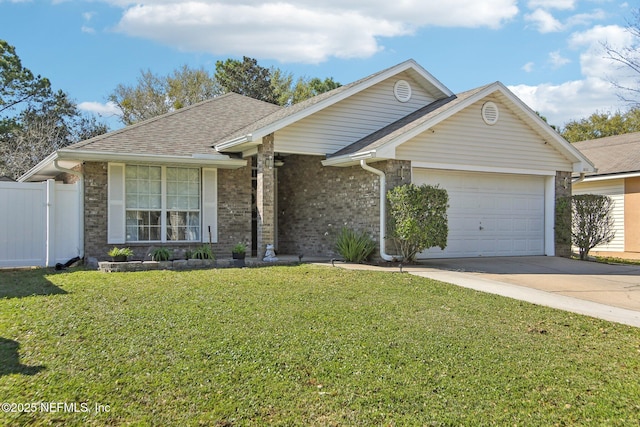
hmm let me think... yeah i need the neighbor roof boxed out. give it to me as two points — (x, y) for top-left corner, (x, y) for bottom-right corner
(573, 132), (640, 176)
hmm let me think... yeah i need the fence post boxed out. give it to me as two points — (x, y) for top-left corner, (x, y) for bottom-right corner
(45, 179), (55, 267)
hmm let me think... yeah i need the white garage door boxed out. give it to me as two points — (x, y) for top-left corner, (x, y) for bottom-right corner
(413, 169), (545, 258)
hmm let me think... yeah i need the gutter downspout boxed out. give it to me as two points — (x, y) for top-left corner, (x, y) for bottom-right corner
(572, 172), (587, 184)
(53, 160), (84, 259)
(359, 159), (401, 262)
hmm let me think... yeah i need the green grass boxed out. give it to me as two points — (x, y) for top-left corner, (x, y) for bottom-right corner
(1, 265), (639, 426)
(594, 255), (640, 266)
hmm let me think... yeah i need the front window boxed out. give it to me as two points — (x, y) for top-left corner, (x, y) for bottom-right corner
(125, 165), (201, 242)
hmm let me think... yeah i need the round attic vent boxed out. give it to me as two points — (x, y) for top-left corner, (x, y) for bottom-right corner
(481, 101), (499, 125)
(394, 80), (412, 103)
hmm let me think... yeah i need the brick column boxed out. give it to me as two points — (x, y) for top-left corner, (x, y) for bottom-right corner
(257, 134), (276, 257)
(555, 170), (572, 258)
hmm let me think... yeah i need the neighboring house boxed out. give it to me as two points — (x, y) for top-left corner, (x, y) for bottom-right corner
(21, 59), (594, 261)
(573, 132), (640, 254)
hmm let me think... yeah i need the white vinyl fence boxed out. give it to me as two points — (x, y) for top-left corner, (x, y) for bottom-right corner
(0, 180), (81, 268)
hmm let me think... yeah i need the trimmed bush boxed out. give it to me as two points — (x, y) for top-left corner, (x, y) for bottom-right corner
(387, 183), (448, 262)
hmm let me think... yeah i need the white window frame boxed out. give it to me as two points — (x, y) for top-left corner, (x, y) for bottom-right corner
(107, 163), (218, 244)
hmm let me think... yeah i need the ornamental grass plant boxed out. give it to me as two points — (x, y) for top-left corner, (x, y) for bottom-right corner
(334, 227), (376, 263)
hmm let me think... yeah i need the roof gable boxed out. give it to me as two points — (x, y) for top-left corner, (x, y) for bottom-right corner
(324, 82), (595, 174)
(214, 59), (454, 153)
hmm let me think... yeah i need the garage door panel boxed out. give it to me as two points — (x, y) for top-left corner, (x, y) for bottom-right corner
(413, 169), (545, 258)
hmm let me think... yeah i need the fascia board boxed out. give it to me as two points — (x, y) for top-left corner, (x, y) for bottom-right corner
(321, 151), (389, 167)
(581, 171), (640, 182)
(18, 151), (59, 182)
(321, 154), (355, 167)
(58, 149), (247, 169)
(214, 134), (253, 152)
(404, 59), (454, 97)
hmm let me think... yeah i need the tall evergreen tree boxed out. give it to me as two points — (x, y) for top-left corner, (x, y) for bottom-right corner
(0, 40), (107, 179)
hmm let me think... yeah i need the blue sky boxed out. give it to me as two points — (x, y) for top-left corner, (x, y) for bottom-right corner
(1, 0), (636, 131)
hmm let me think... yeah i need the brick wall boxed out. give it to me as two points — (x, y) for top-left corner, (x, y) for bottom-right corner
(257, 134), (276, 255)
(216, 166), (252, 255)
(81, 162), (252, 261)
(277, 155), (410, 258)
(555, 170), (573, 258)
(83, 162), (109, 260)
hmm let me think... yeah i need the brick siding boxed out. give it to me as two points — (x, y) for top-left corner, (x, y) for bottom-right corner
(555, 170), (573, 258)
(277, 155), (410, 258)
(81, 161), (252, 261)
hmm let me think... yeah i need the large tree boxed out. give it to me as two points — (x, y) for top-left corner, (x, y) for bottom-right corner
(0, 91), (107, 179)
(110, 58), (341, 125)
(109, 66), (222, 125)
(269, 68), (342, 107)
(0, 40), (51, 115)
(604, 8), (640, 105)
(561, 108), (640, 142)
(214, 57), (341, 106)
(0, 40), (107, 179)
(214, 56), (277, 104)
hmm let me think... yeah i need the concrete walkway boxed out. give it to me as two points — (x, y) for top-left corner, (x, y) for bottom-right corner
(323, 256), (640, 328)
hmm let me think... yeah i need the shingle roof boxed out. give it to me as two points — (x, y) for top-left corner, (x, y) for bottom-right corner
(573, 132), (640, 176)
(65, 93), (282, 156)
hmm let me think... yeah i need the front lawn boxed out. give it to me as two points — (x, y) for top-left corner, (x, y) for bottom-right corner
(1, 265), (639, 425)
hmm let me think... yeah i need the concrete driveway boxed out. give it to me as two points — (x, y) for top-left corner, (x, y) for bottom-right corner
(405, 256), (640, 327)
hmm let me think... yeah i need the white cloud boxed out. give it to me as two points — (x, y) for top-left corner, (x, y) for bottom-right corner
(78, 101), (121, 117)
(103, 0), (519, 63)
(510, 78), (620, 126)
(525, 9), (564, 33)
(81, 25), (96, 34)
(569, 25), (635, 82)
(565, 9), (606, 28)
(522, 62), (535, 72)
(548, 50), (570, 68)
(525, 7), (605, 34)
(509, 25), (635, 126)
(527, 0), (575, 10)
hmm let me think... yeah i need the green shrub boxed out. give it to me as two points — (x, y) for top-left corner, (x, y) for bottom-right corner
(335, 227), (376, 263)
(149, 247), (171, 261)
(571, 194), (616, 260)
(108, 247), (134, 258)
(232, 242), (247, 254)
(191, 245), (214, 260)
(387, 183), (449, 262)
